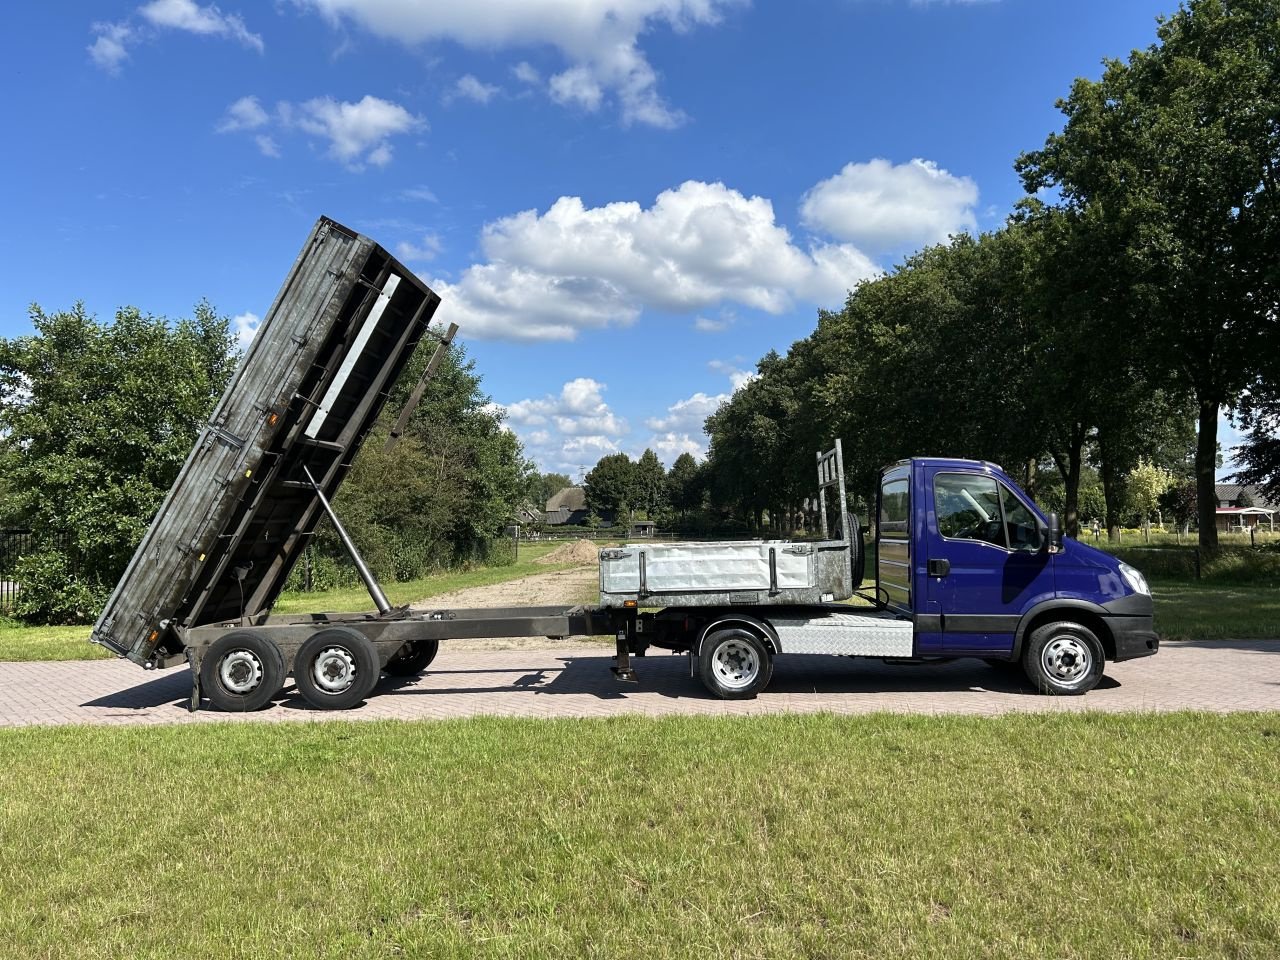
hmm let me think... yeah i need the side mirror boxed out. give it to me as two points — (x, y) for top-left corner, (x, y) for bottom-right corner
(1045, 512), (1063, 553)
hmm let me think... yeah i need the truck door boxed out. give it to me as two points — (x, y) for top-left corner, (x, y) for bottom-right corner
(925, 470), (1054, 655)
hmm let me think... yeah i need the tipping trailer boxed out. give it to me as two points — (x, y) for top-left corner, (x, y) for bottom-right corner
(92, 217), (1158, 711)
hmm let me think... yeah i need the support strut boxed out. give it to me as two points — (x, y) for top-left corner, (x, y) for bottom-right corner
(611, 609), (638, 683)
(302, 465), (392, 616)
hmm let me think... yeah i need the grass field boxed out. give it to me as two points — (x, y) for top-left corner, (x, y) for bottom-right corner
(0, 541), (578, 662)
(0, 713), (1276, 959)
(1152, 579), (1280, 641)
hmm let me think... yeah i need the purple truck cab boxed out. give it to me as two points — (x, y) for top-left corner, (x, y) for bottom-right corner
(878, 458), (1158, 692)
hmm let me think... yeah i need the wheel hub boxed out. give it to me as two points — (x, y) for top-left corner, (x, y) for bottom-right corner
(712, 639), (759, 690)
(1042, 635), (1090, 683)
(219, 649), (263, 694)
(313, 646), (357, 693)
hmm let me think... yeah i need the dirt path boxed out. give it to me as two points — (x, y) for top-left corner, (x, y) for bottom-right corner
(411, 564), (606, 650)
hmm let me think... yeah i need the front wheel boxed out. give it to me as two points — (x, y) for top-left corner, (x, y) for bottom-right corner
(698, 628), (772, 700)
(1022, 621), (1104, 695)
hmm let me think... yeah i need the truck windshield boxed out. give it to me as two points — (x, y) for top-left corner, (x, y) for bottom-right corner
(934, 473), (1043, 552)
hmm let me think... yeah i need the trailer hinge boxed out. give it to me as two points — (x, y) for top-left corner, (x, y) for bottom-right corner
(206, 423), (246, 450)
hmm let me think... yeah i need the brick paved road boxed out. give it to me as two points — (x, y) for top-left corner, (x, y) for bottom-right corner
(0, 641), (1276, 728)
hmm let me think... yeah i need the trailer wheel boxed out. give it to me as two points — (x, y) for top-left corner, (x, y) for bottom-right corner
(699, 628), (772, 700)
(1022, 621), (1104, 695)
(201, 631), (285, 712)
(294, 628), (380, 710)
(383, 639), (439, 677)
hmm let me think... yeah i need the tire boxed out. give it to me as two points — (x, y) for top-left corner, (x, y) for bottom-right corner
(383, 638), (439, 677)
(1021, 621), (1104, 695)
(294, 627), (380, 710)
(698, 628), (773, 699)
(200, 631), (285, 712)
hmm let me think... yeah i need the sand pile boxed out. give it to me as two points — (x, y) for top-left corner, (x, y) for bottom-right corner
(535, 539), (601, 565)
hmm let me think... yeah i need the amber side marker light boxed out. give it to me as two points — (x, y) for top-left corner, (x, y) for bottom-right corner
(267, 412), (279, 426)
(623, 600), (638, 608)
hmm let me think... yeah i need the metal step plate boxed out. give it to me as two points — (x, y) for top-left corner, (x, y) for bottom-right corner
(771, 611), (914, 657)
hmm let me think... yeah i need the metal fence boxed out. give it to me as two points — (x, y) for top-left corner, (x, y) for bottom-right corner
(0, 528), (35, 611)
(0, 528), (75, 612)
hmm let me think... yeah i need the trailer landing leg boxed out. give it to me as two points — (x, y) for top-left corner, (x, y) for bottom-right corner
(611, 613), (638, 683)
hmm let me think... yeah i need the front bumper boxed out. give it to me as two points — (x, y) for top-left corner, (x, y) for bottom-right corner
(1101, 592), (1158, 662)
(1103, 615), (1160, 661)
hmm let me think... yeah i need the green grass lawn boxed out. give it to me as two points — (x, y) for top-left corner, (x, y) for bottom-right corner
(0, 541), (585, 662)
(1152, 579), (1280, 641)
(0, 713), (1276, 959)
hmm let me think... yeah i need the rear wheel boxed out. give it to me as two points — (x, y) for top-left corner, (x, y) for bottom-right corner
(294, 627), (380, 710)
(698, 628), (772, 700)
(200, 631), (285, 712)
(1022, 621), (1104, 695)
(384, 638), (439, 677)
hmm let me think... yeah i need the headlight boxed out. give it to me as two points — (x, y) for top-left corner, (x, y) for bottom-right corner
(1118, 562), (1150, 596)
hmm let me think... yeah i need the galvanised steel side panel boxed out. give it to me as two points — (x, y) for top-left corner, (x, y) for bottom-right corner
(770, 610), (913, 657)
(91, 217), (442, 666)
(598, 540), (853, 608)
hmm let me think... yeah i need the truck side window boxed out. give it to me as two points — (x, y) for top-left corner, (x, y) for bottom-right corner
(1000, 483), (1043, 552)
(934, 474), (1006, 547)
(880, 479), (909, 536)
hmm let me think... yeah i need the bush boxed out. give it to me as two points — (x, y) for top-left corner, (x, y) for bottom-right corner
(1112, 545), (1280, 585)
(10, 551), (105, 625)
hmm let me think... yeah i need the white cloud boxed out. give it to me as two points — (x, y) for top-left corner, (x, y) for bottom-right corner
(89, 1), (262, 72)
(293, 0), (743, 127)
(232, 311), (260, 351)
(693, 314), (730, 333)
(255, 134), (281, 158)
(401, 185), (439, 203)
(512, 61), (541, 85)
(450, 74), (500, 104)
(549, 67), (604, 112)
(708, 359), (756, 391)
(499, 378), (631, 472)
(216, 95), (269, 133)
(88, 22), (134, 73)
(645, 391), (725, 434)
(396, 233), (443, 262)
(800, 158), (979, 253)
(434, 180), (878, 341)
(288, 95), (424, 169)
(139, 0), (264, 51)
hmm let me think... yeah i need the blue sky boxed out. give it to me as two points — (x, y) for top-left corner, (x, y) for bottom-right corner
(0, 0), (1240, 480)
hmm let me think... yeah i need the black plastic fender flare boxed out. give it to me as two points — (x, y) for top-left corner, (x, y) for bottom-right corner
(1012, 598), (1109, 660)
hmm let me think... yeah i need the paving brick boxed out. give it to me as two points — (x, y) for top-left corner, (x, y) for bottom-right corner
(0, 641), (1276, 729)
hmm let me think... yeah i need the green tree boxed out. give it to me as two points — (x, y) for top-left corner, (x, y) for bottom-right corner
(1017, 0), (1280, 548)
(666, 452), (703, 519)
(322, 332), (532, 583)
(633, 449), (668, 516)
(584, 453), (636, 522)
(0, 302), (236, 622)
(529, 471), (572, 509)
(1124, 459), (1175, 537)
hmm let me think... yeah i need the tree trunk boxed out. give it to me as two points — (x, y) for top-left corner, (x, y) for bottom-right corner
(1049, 423), (1085, 538)
(1196, 398), (1219, 550)
(1099, 445), (1123, 542)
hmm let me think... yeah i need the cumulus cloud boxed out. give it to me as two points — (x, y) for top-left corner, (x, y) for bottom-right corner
(139, 0), (263, 51)
(800, 158), (979, 254)
(449, 74), (500, 104)
(293, 0), (743, 127)
(232, 311), (260, 351)
(90, 1), (262, 71)
(693, 314), (731, 333)
(216, 94), (269, 132)
(288, 95), (423, 168)
(635, 361), (752, 461)
(434, 180), (879, 341)
(396, 233), (443, 262)
(498, 378), (631, 472)
(512, 61), (541, 85)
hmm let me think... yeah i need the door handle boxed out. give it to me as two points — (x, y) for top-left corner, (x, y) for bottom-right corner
(928, 558), (950, 577)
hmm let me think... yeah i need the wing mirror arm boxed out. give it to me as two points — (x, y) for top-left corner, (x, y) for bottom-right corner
(1044, 512), (1064, 554)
